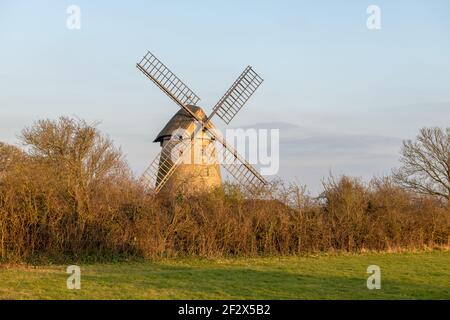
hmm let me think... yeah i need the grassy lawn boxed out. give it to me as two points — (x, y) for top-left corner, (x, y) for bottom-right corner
(0, 250), (449, 299)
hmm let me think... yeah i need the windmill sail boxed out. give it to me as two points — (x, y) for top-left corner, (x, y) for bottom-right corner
(137, 51), (201, 108)
(210, 66), (263, 124)
(215, 139), (267, 192)
(140, 136), (192, 193)
(137, 50), (267, 194)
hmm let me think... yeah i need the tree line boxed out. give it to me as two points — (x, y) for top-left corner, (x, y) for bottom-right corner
(0, 117), (449, 262)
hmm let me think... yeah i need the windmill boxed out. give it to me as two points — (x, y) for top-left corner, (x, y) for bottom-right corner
(136, 51), (267, 194)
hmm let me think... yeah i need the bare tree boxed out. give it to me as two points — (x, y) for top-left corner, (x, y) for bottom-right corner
(20, 117), (127, 217)
(393, 127), (450, 202)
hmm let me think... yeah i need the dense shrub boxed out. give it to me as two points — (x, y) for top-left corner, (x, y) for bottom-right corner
(0, 118), (449, 262)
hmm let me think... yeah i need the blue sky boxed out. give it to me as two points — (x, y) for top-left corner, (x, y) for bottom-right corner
(1, 0), (449, 193)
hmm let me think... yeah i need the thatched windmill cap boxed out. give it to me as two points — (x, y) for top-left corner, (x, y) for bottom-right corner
(154, 105), (210, 143)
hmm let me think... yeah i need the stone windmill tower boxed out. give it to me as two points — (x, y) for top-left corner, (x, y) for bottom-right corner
(136, 51), (266, 195)
(153, 105), (222, 194)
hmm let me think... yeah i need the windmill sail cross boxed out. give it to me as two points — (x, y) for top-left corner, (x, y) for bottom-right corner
(137, 51), (267, 194)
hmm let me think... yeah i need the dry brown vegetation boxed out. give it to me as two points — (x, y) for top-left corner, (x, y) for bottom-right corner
(0, 117), (449, 263)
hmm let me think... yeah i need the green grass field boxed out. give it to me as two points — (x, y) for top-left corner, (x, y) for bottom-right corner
(1, 251), (449, 299)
